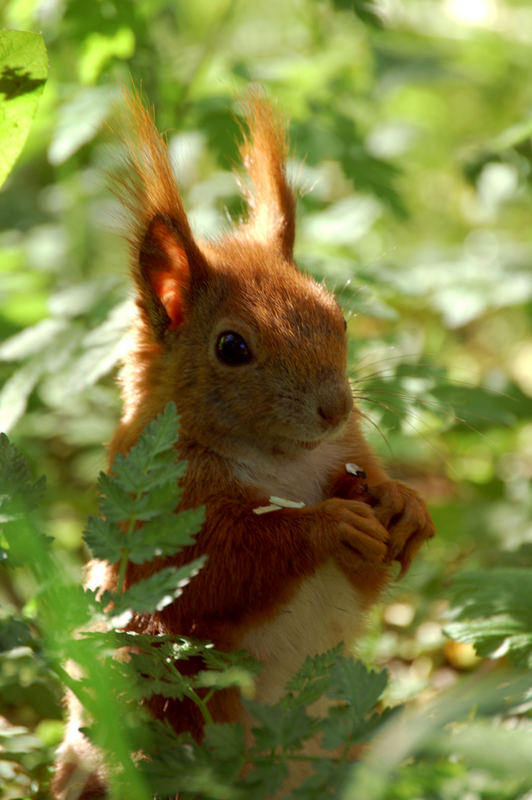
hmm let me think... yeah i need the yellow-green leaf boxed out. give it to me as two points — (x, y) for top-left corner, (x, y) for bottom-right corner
(0, 30), (47, 188)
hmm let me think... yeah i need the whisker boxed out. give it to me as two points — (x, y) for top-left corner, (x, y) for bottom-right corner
(354, 393), (452, 470)
(358, 381), (513, 439)
(355, 406), (394, 458)
(347, 350), (521, 469)
(355, 386), (508, 474)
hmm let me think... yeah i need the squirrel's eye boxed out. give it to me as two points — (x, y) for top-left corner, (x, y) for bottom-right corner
(216, 331), (252, 366)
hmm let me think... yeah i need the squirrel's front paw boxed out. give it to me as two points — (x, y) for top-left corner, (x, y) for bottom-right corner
(371, 481), (435, 574)
(320, 497), (390, 568)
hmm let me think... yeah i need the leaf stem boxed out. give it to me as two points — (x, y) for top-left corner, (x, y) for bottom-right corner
(185, 687), (214, 726)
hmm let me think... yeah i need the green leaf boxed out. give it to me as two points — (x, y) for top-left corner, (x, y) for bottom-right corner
(332, 0), (383, 28)
(106, 558), (206, 615)
(283, 646), (342, 709)
(202, 723), (247, 784)
(446, 568), (532, 667)
(0, 359), (48, 433)
(89, 403), (203, 571)
(0, 433), (46, 520)
(201, 646), (262, 676)
(203, 722), (246, 762)
(240, 757), (289, 799)
(0, 30), (47, 187)
(0, 617), (32, 653)
(96, 470), (138, 523)
(289, 757), (352, 798)
(431, 383), (531, 429)
(491, 116), (532, 152)
(245, 699), (317, 752)
(92, 630), (212, 664)
(111, 447), (185, 497)
(0, 318), (68, 362)
(116, 402), (181, 467)
(106, 402), (184, 500)
(194, 665), (256, 696)
(321, 706), (396, 751)
(326, 655), (388, 717)
(78, 28), (135, 85)
(83, 514), (125, 563)
(127, 651), (191, 701)
(428, 718), (532, 782)
(127, 508), (204, 564)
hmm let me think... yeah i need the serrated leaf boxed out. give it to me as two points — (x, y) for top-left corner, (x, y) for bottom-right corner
(203, 722), (246, 762)
(245, 700), (317, 752)
(97, 470), (138, 522)
(201, 646), (262, 676)
(83, 515), (125, 563)
(0, 433), (46, 518)
(98, 482), (181, 525)
(127, 508), (204, 563)
(94, 630), (211, 664)
(121, 402), (180, 465)
(0, 31), (48, 187)
(135, 735), (239, 798)
(288, 756), (352, 798)
(326, 656), (388, 717)
(128, 651), (191, 701)
(111, 449), (185, 495)
(283, 645), (342, 709)
(240, 757), (289, 799)
(108, 557), (206, 615)
(320, 706), (396, 751)
(93, 404), (186, 541)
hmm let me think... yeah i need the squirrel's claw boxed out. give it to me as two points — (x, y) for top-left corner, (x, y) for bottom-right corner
(370, 481), (435, 575)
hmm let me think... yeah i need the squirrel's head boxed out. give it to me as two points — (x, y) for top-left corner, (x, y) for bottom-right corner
(114, 88), (353, 460)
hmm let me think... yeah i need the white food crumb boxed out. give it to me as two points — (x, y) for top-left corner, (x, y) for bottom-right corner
(253, 496), (305, 515)
(345, 462), (364, 476)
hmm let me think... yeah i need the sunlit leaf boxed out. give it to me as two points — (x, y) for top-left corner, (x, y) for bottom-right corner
(446, 568), (532, 667)
(0, 30), (47, 187)
(105, 557), (206, 615)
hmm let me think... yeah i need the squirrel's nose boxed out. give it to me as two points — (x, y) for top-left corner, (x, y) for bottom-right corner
(317, 385), (353, 428)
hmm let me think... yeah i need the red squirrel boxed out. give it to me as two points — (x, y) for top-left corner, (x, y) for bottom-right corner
(53, 89), (435, 798)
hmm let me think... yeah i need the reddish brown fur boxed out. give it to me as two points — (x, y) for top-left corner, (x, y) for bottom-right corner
(237, 89), (296, 255)
(52, 89), (435, 799)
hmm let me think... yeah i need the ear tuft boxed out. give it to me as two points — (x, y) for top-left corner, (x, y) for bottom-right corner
(112, 89), (208, 340)
(237, 88), (296, 257)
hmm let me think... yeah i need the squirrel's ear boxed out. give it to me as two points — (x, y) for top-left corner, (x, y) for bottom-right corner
(238, 89), (296, 258)
(137, 214), (204, 338)
(112, 89), (209, 339)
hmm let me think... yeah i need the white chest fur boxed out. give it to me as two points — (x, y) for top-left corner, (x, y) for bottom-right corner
(234, 438), (363, 705)
(242, 560), (362, 706)
(233, 436), (351, 506)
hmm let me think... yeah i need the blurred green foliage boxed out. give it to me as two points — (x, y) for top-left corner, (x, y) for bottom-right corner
(0, 0), (531, 797)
